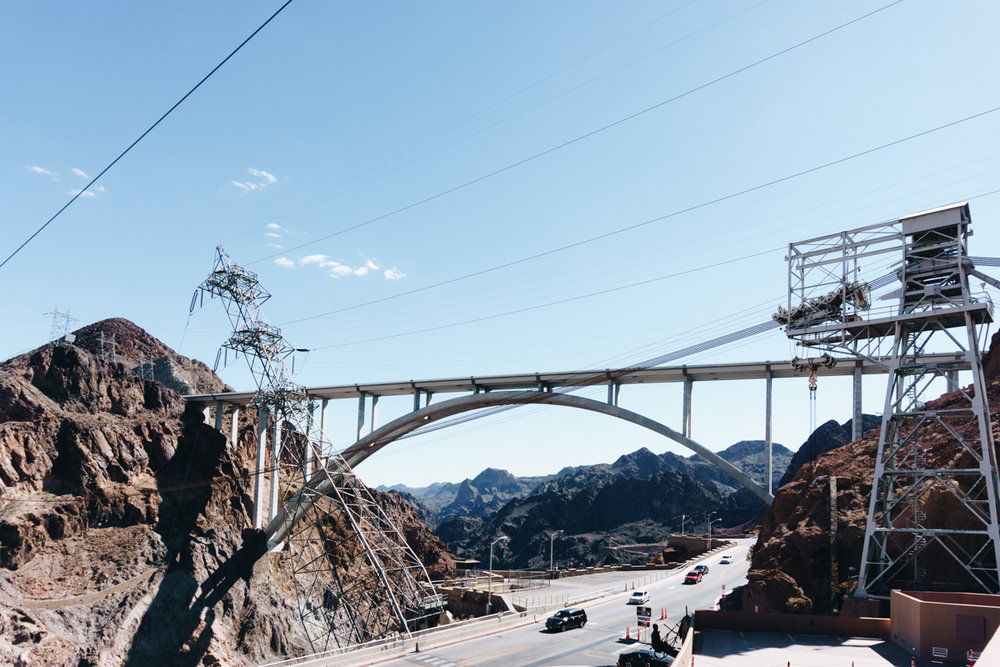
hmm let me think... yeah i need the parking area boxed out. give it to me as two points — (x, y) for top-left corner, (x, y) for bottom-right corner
(694, 629), (924, 666)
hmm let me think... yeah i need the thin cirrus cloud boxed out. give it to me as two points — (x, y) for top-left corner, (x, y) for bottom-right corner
(26, 165), (56, 179)
(275, 254), (403, 281)
(232, 167), (277, 194)
(72, 168), (89, 179)
(67, 185), (105, 198)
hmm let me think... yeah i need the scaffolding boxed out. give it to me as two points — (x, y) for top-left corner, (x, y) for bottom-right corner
(779, 203), (1000, 599)
(195, 247), (440, 650)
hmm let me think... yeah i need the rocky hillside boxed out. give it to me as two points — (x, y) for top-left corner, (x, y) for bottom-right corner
(551, 440), (793, 495)
(743, 375), (1000, 616)
(432, 440), (792, 570)
(0, 319), (453, 666)
(437, 468), (729, 570)
(776, 415), (881, 488)
(379, 469), (555, 525)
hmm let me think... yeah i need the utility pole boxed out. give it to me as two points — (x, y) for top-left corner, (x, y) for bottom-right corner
(549, 530), (563, 579)
(488, 535), (509, 614)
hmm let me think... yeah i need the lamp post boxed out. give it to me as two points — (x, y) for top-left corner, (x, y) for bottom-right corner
(548, 530), (563, 579)
(487, 535), (508, 614)
(707, 512), (720, 551)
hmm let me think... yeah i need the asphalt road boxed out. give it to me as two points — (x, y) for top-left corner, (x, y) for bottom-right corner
(381, 540), (753, 667)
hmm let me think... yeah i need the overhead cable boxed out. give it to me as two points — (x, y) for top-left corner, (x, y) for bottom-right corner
(254, 0), (905, 267)
(280, 104), (1000, 329)
(0, 0), (295, 272)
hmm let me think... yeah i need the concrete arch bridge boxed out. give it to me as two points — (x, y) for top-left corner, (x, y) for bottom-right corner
(186, 354), (958, 545)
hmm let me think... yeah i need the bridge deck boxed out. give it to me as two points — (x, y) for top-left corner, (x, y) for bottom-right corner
(185, 354), (964, 405)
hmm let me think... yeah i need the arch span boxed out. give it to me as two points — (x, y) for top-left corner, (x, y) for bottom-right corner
(266, 390), (772, 546)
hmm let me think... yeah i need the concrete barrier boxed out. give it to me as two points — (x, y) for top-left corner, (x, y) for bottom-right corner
(694, 609), (890, 639)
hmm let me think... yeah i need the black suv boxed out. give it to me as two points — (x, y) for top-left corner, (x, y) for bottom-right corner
(545, 607), (587, 631)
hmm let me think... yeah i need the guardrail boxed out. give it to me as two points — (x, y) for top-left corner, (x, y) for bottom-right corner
(266, 545), (737, 666)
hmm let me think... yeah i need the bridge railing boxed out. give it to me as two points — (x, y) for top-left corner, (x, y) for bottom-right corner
(259, 610), (533, 667)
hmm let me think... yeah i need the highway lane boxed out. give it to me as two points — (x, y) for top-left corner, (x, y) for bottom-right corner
(384, 539), (753, 667)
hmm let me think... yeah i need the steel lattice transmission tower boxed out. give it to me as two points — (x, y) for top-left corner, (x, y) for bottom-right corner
(778, 203), (1000, 599)
(195, 247), (440, 650)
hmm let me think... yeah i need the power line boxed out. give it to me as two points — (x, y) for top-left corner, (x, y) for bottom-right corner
(309, 246), (782, 350)
(281, 101), (1000, 329)
(0, 0), (295, 273)
(253, 0), (904, 267)
(254, 0), (764, 232)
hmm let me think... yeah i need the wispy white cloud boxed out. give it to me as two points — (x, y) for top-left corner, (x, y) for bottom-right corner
(329, 265), (352, 278)
(266, 223), (284, 230)
(268, 243), (284, 249)
(71, 167), (89, 179)
(27, 165), (56, 178)
(265, 232), (281, 238)
(232, 167), (278, 194)
(296, 254), (401, 280)
(249, 168), (276, 184)
(274, 257), (295, 268)
(68, 185), (104, 198)
(354, 259), (380, 276)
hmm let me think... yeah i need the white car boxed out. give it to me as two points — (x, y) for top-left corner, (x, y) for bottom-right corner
(626, 590), (650, 605)
(719, 554), (734, 565)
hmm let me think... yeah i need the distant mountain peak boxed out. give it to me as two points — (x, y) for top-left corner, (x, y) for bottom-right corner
(470, 467), (517, 487)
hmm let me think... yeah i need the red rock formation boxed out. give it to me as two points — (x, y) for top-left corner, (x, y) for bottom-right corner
(743, 370), (1000, 616)
(0, 319), (454, 665)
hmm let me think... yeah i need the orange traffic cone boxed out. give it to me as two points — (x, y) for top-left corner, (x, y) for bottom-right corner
(911, 657), (915, 667)
(625, 626), (630, 640)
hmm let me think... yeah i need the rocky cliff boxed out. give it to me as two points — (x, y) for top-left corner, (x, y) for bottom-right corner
(0, 319), (453, 666)
(743, 374), (1000, 616)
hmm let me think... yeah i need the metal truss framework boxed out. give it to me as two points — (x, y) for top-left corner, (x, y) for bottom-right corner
(781, 203), (1000, 599)
(195, 247), (440, 651)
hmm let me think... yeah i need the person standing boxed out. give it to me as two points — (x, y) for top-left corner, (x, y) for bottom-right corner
(650, 623), (662, 652)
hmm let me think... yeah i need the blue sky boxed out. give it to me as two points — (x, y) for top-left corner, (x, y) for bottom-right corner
(4, 1), (1000, 488)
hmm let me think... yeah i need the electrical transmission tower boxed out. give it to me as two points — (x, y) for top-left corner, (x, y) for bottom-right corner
(98, 331), (117, 363)
(779, 203), (1000, 599)
(45, 306), (78, 345)
(194, 247), (439, 650)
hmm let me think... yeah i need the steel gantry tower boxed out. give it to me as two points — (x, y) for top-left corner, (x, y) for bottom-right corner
(194, 247), (440, 651)
(778, 203), (1000, 599)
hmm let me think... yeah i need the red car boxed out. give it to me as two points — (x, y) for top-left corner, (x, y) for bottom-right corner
(683, 570), (703, 584)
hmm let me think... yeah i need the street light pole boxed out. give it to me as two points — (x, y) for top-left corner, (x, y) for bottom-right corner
(549, 530), (563, 579)
(707, 512), (720, 551)
(488, 535), (508, 614)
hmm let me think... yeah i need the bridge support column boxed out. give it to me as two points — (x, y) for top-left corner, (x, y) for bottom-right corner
(607, 381), (620, 407)
(947, 369), (960, 392)
(357, 392), (366, 441)
(370, 394), (379, 433)
(214, 400), (224, 432)
(853, 360), (863, 441)
(303, 402), (313, 480)
(765, 366), (773, 494)
(230, 406), (240, 446)
(682, 373), (693, 438)
(413, 389), (421, 412)
(270, 415), (282, 522)
(254, 407), (267, 530)
(319, 398), (329, 467)
(203, 405), (211, 425)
